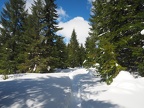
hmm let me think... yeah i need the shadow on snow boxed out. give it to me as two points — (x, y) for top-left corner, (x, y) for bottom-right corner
(0, 76), (71, 108)
(0, 69), (121, 108)
(81, 99), (120, 108)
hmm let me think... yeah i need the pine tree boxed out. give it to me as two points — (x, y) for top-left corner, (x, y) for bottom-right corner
(54, 37), (68, 69)
(21, 0), (45, 73)
(78, 44), (86, 67)
(0, 0), (28, 74)
(67, 29), (80, 68)
(89, 0), (144, 84)
(113, 0), (144, 73)
(40, 0), (62, 72)
(84, 36), (96, 67)
(89, 0), (122, 84)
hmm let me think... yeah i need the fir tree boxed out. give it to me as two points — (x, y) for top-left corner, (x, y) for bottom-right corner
(113, 0), (144, 72)
(40, 0), (62, 72)
(84, 36), (96, 67)
(54, 37), (68, 69)
(89, 0), (144, 83)
(22, 0), (45, 73)
(78, 44), (86, 67)
(67, 29), (80, 68)
(89, 0), (121, 84)
(0, 0), (28, 74)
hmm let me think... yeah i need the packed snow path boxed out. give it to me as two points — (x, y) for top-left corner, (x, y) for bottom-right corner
(0, 68), (114, 108)
(68, 69), (116, 108)
(0, 68), (144, 108)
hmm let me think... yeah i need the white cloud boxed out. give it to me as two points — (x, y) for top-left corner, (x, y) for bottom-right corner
(25, 0), (34, 14)
(57, 17), (90, 45)
(24, 1), (90, 45)
(25, 0), (68, 21)
(56, 7), (68, 22)
(88, 0), (95, 4)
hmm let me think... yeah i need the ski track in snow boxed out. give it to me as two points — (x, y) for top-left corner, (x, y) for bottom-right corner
(68, 68), (116, 108)
(69, 68), (88, 108)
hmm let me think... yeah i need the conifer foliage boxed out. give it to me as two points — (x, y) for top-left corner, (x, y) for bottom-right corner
(37, 0), (62, 72)
(0, 0), (67, 74)
(0, 0), (28, 74)
(89, 0), (144, 84)
(67, 29), (81, 68)
(84, 36), (96, 67)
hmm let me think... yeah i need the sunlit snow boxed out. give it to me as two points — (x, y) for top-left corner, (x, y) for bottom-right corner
(140, 29), (144, 35)
(0, 68), (144, 108)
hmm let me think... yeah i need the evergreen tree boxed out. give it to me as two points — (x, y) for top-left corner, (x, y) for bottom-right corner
(113, 0), (144, 72)
(89, 0), (119, 83)
(54, 37), (68, 69)
(40, 0), (62, 72)
(0, 0), (78, 74)
(22, 0), (45, 73)
(67, 29), (80, 68)
(78, 44), (86, 67)
(23, 0), (63, 72)
(89, 0), (144, 84)
(84, 36), (96, 67)
(0, 0), (28, 74)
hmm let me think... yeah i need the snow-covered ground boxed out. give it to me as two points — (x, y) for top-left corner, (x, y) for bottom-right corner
(0, 68), (144, 108)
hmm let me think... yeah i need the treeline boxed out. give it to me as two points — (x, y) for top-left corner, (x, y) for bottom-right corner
(0, 0), (85, 75)
(1, 0), (144, 84)
(87, 0), (144, 84)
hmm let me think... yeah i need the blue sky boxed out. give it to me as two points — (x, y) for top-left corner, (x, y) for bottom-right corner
(0, 0), (92, 20)
(0, 0), (94, 44)
(0, 0), (9, 13)
(56, 0), (91, 21)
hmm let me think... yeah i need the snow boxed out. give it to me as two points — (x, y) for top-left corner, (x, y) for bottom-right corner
(140, 29), (144, 35)
(113, 71), (134, 81)
(96, 71), (144, 108)
(98, 31), (110, 37)
(0, 68), (144, 108)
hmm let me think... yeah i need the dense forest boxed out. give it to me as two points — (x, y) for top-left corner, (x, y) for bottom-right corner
(0, 0), (85, 74)
(0, 0), (144, 84)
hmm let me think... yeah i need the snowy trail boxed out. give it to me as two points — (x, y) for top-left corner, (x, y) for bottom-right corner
(0, 68), (99, 108)
(69, 69), (89, 108)
(68, 68), (114, 108)
(1, 68), (144, 108)
(68, 69), (116, 108)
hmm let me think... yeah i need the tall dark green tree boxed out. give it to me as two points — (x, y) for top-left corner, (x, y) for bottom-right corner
(54, 37), (68, 69)
(40, 0), (62, 72)
(0, 0), (28, 74)
(0, 0), (79, 75)
(21, 0), (45, 73)
(89, 0), (144, 84)
(84, 36), (96, 67)
(67, 29), (80, 68)
(112, 0), (144, 73)
(78, 44), (86, 67)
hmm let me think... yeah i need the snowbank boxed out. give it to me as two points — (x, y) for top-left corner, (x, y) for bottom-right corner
(96, 71), (144, 108)
(113, 71), (134, 81)
(111, 71), (138, 91)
